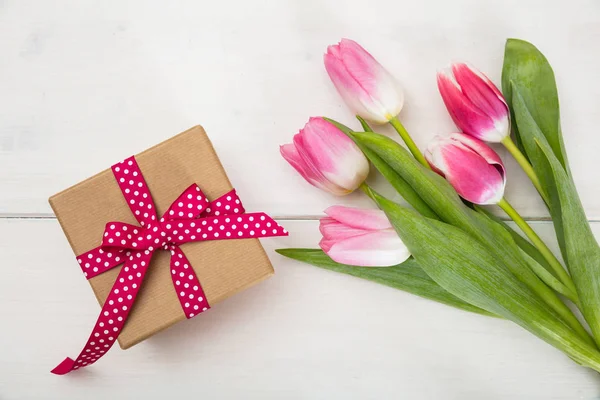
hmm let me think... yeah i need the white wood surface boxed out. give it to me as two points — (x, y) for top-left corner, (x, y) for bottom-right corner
(1, 0), (600, 398)
(2, 220), (600, 399)
(0, 0), (599, 218)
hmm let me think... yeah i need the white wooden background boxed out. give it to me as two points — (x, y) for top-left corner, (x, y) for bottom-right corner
(1, 0), (599, 398)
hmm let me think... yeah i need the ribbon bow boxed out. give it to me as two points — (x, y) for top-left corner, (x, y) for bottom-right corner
(52, 156), (288, 375)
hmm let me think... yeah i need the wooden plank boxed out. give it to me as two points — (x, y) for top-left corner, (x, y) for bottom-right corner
(1, 219), (599, 398)
(0, 0), (599, 218)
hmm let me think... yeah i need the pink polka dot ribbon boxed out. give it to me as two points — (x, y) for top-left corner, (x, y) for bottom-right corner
(52, 156), (288, 375)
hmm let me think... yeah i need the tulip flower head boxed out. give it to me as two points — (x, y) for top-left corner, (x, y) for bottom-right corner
(425, 133), (506, 205)
(437, 63), (510, 143)
(319, 205), (410, 267)
(280, 117), (370, 196)
(324, 39), (404, 124)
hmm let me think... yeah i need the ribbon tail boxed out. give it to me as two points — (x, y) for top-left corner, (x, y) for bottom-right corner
(51, 357), (75, 375)
(230, 212), (288, 239)
(51, 252), (153, 374)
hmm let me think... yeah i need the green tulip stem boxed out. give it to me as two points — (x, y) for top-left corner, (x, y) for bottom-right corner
(388, 116), (430, 168)
(501, 136), (549, 205)
(498, 197), (578, 301)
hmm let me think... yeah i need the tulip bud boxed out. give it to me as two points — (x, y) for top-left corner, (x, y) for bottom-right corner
(319, 206), (410, 267)
(324, 39), (404, 124)
(425, 133), (506, 205)
(437, 63), (510, 142)
(280, 117), (369, 196)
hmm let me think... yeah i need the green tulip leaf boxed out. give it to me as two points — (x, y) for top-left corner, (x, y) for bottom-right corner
(276, 248), (494, 317)
(519, 249), (573, 299)
(510, 83), (600, 347)
(356, 115), (373, 132)
(529, 131), (600, 345)
(351, 131), (591, 339)
(504, 42), (600, 347)
(474, 206), (558, 280)
(502, 38), (568, 169)
(373, 192), (600, 372)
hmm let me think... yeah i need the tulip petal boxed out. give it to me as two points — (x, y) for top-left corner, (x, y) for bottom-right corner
(296, 118), (369, 192)
(449, 133), (505, 179)
(452, 63), (508, 120)
(280, 142), (346, 195)
(339, 39), (404, 120)
(424, 135), (453, 176)
(437, 69), (507, 142)
(280, 143), (306, 176)
(325, 39), (403, 123)
(324, 205), (392, 231)
(439, 139), (505, 204)
(338, 39), (380, 95)
(319, 238), (335, 253)
(319, 217), (369, 241)
(437, 65), (509, 142)
(325, 45), (375, 108)
(281, 117), (370, 196)
(323, 229), (411, 267)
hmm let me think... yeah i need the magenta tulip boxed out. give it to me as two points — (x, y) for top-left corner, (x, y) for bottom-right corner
(425, 133), (506, 205)
(437, 63), (510, 143)
(319, 206), (410, 267)
(324, 39), (404, 124)
(280, 117), (369, 196)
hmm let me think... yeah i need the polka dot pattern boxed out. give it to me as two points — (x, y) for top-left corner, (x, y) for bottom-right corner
(76, 247), (125, 278)
(168, 245), (209, 317)
(204, 190), (245, 216)
(111, 157), (157, 227)
(163, 212), (287, 244)
(54, 155), (288, 375)
(52, 251), (152, 375)
(163, 185), (210, 220)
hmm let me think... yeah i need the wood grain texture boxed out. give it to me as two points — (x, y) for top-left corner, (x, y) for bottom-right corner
(2, 0), (600, 398)
(0, 0), (599, 218)
(1, 219), (600, 399)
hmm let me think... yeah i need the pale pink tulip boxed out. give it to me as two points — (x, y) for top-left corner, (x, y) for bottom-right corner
(324, 39), (404, 124)
(280, 117), (369, 196)
(319, 205), (410, 267)
(425, 133), (506, 205)
(437, 63), (510, 142)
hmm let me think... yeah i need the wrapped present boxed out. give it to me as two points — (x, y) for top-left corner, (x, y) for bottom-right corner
(49, 126), (287, 374)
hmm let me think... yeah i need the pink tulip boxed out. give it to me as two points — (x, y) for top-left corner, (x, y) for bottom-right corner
(437, 63), (510, 143)
(280, 117), (369, 196)
(324, 39), (404, 124)
(319, 206), (410, 267)
(425, 133), (506, 205)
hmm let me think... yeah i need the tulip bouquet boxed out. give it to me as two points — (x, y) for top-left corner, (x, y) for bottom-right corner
(277, 38), (600, 373)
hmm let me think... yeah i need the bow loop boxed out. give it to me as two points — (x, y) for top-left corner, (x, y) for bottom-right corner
(205, 189), (245, 216)
(161, 184), (210, 222)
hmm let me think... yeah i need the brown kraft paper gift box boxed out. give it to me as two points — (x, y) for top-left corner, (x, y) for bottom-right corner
(49, 125), (274, 349)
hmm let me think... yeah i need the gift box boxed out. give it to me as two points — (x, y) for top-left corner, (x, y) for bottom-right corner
(49, 126), (287, 374)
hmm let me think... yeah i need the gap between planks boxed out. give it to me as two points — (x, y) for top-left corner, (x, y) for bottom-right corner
(0, 214), (324, 221)
(0, 213), (598, 223)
